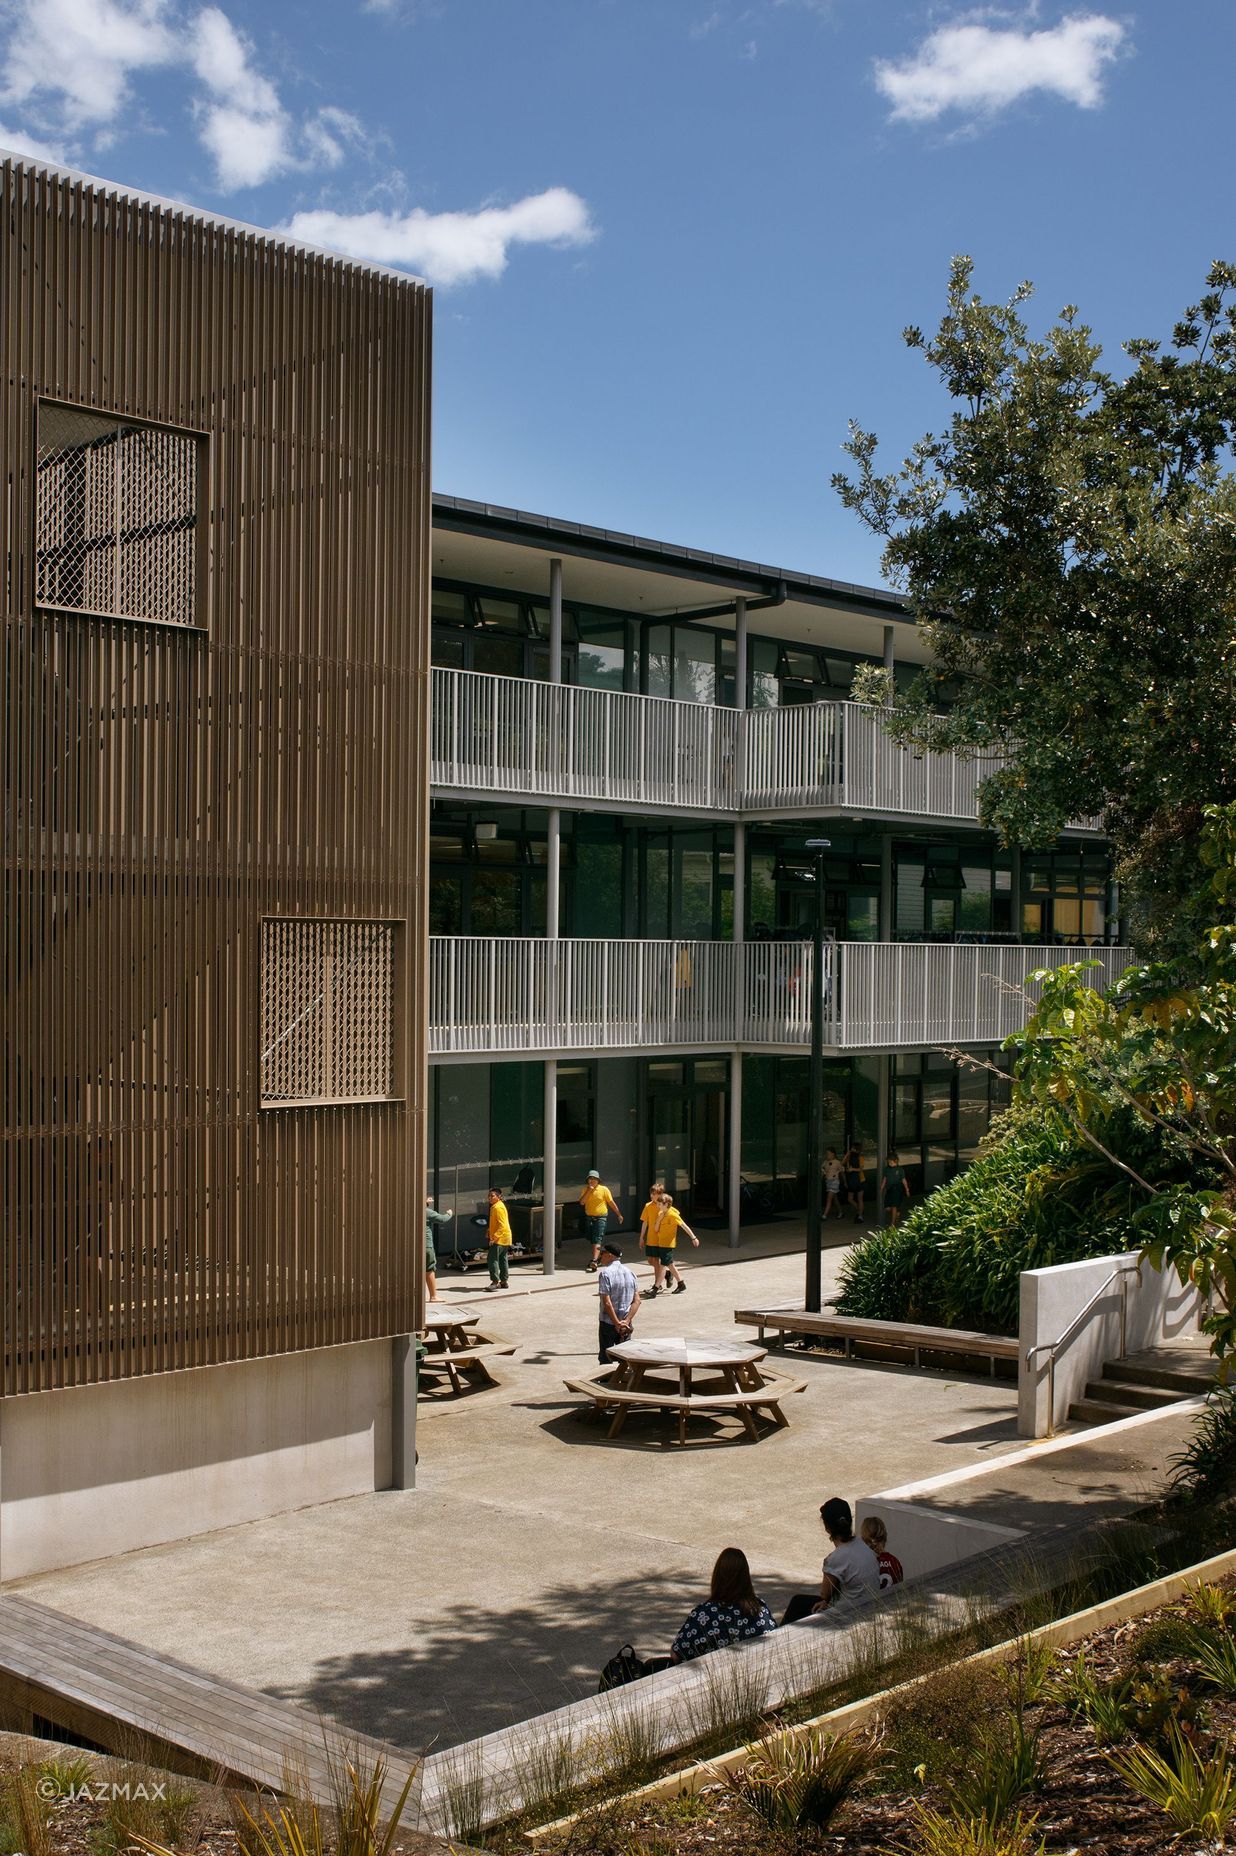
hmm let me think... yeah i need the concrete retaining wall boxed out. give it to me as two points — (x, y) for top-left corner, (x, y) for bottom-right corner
(854, 1496), (1023, 1582)
(0, 1339), (396, 1580)
(1018, 1251), (1201, 1438)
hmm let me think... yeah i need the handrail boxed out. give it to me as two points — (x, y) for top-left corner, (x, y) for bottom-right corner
(1026, 1260), (1138, 1436)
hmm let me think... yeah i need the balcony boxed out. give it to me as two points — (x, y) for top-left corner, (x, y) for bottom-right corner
(431, 668), (1104, 829)
(429, 936), (1133, 1060)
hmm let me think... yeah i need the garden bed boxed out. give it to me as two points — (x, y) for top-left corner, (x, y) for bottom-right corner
(523, 1576), (1236, 1855)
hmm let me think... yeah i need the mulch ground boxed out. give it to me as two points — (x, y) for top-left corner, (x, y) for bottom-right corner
(527, 1596), (1236, 1856)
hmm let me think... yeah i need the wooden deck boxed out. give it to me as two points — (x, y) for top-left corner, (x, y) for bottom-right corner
(0, 1594), (421, 1817)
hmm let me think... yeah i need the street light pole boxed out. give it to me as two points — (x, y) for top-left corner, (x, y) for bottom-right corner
(804, 838), (830, 1313)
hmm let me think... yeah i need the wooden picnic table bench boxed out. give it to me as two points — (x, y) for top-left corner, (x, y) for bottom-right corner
(733, 1307), (1018, 1377)
(419, 1306), (516, 1394)
(563, 1336), (807, 1445)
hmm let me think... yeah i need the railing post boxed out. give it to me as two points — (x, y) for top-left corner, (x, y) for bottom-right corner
(1047, 1353), (1056, 1439)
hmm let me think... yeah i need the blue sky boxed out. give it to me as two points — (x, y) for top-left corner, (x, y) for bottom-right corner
(1, 1), (1232, 584)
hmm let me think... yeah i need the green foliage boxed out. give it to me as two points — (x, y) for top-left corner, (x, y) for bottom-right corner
(1107, 1724), (1235, 1838)
(836, 1102), (1188, 1335)
(1181, 1621), (1236, 1696)
(834, 255), (1236, 956)
(879, 1661), (1007, 1789)
(226, 1760), (417, 1856)
(943, 1717), (1046, 1827)
(893, 1804), (1047, 1856)
(723, 1725), (872, 1832)
(1170, 1386), (1236, 1500)
(34, 1755), (95, 1800)
(1052, 1649), (1207, 1748)
(1186, 1579), (1236, 1629)
(5, 1771), (52, 1856)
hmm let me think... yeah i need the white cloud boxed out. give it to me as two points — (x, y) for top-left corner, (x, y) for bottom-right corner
(0, 0), (175, 132)
(875, 12), (1125, 124)
(283, 187), (596, 286)
(190, 7), (293, 187)
(0, 118), (66, 163)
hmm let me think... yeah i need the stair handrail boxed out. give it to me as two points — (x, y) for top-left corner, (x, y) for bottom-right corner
(1025, 1259), (1139, 1437)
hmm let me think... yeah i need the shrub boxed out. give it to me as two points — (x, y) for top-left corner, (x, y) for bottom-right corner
(1169, 1387), (1236, 1504)
(1181, 1621), (1236, 1696)
(1185, 1579), (1236, 1630)
(1053, 1650), (1207, 1747)
(945, 1716), (1047, 1826)
(1124, 1608), (1198, 1666)
(723, 1725), (872, 1832)
(836, 1103), (1200, 1335)
(1107, 1724), (1235, 1838)
(34, 1756), (94, 1801)
(894, 1804), (1047, 1855)
(880, 1659), (1007, 1789)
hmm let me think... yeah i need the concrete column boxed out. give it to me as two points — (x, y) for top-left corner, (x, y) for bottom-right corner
(389, 1336), (418, 1490)
(727, 1050), (743, 1249)
(879, 832), (893, 940)
(542, 1059), (558, 1275)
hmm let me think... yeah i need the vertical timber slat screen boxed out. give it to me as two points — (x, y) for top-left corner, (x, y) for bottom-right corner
(2, 157), (431, 1396)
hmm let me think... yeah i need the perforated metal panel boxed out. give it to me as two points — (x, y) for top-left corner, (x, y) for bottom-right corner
(262, 920), (399, 1104)
(35, 405), (200, 626)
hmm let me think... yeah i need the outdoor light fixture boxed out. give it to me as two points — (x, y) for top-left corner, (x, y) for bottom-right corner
(804, 838), (830, 1314)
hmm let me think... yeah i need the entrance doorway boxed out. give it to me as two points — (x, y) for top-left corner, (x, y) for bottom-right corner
(645, 1058), (729, 1222)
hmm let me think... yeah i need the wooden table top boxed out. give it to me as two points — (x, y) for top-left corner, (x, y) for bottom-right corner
(608, 1335), (766, 1368)
(424, 1306), (481, 1331)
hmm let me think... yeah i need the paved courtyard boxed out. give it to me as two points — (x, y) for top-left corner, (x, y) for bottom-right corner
(19, 1236), (1025, 1753)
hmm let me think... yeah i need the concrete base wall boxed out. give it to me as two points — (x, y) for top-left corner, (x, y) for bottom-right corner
(1018, 1252), (1201, 1438)
(0, 1340), (398, 1581)
(855, 1496), (1023, 1582)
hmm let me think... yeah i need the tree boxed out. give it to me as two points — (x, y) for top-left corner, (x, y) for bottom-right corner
(1007, 803), (1236, 1367)
(833, 256), (1236, 957)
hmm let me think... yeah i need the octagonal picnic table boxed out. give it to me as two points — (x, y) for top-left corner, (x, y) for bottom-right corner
(564, 1333), (806, 1444)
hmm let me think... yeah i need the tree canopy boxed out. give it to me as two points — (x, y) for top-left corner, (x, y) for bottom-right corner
(834, 256), (1236, 956)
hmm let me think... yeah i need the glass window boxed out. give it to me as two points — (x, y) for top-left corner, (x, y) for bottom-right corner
(471, 633), (522, 679)
(644, 844), (671, 938)
(846, 893), (879, 940)
(674, 628), (717, 705)
(894, 1082), (920, 1146)
(775, 1057), (808, 1186)
(573, 840), (623, 936)
(741, 1055), (776, 1190)
(432, 588), (470, 625)
(429, 873), (462, 935)
(646, 624), (672, 699)
(577, 619), (627, 690)
(557, 1065), (594, 1144)
(471, 870), (522, 936)
(476, 596), (523, 630)
(678, 847), (714, 938)
(750, 640), (779, 710)
(431, 629), (466, 668)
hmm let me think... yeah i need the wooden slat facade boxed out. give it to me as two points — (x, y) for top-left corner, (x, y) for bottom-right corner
(1, 157), (431, 1394)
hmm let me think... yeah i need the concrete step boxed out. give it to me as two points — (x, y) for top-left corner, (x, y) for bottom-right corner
(1069, 1395), (1148, 1426)
(1086, 1377), (1179, 1411)
(1105, 1357), (1216, 1396)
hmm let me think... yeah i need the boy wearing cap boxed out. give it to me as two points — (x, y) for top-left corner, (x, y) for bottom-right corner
(579, 1169), (621, 1272)
(597, 1241), (641, 1364)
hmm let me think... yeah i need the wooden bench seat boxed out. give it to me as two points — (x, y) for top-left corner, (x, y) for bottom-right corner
(734, 1307), (1017, 1376)
(562, 1367), (806, 1443)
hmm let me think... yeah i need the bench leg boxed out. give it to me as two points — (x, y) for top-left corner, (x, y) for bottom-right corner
(678, 1408), (688, 1447)
(768, 1400), (790, 1429)
(739, 1403), (760, 1442)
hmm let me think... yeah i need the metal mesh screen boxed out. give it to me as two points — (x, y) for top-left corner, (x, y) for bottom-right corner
(261, 920), (398, 1105)
(35, 404), (199, 625)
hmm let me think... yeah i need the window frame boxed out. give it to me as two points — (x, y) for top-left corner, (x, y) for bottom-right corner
(259, 915), (407, 1111)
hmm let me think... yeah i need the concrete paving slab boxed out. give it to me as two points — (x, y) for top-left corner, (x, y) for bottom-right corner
(13, 1244), (1039, 1755)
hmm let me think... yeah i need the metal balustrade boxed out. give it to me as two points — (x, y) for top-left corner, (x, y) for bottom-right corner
(431, 667), (1066, 824)
(431, 668), (738, 812)
(429, 936), (1132, 1058)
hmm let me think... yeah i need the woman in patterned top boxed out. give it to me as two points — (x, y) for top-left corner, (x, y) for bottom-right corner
(669, 1548), (776, 1664)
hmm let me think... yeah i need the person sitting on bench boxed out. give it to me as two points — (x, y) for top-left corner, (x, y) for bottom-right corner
(669, 1548), (776, 1663)
(781, 1497), (881, 1624)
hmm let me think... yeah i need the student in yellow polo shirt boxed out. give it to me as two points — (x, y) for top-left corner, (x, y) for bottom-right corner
(485, 1186), (512, 1291)
(638, 1182), (666, 1295)
(579, 1168), (621, 1272)
(653, 1191), (699, 1295)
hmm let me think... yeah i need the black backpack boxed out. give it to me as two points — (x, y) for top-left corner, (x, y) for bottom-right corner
(598, 1644), (648, 1692)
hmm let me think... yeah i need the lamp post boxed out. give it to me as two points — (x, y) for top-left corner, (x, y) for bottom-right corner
(804, 837), (830, 1313)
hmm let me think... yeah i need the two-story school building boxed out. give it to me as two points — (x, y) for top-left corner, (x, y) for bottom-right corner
(424, 495), (1127, 1255)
